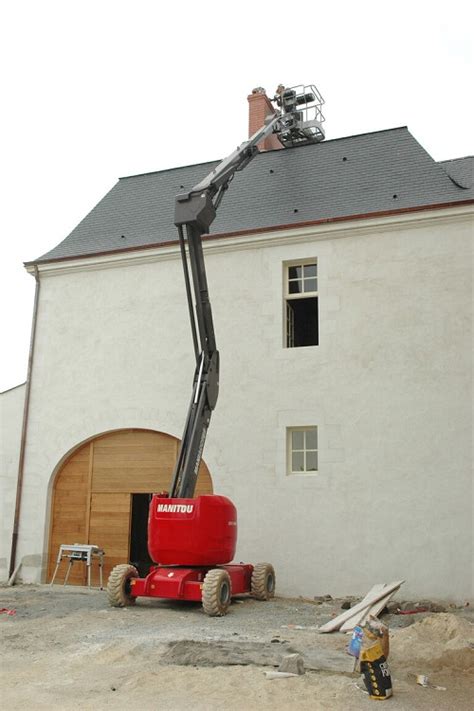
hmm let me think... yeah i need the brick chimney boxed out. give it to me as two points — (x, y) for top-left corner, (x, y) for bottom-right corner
(247, 87), (284, 152)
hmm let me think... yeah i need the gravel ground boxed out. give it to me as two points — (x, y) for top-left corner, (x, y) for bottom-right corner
(1, 585), (472, 710)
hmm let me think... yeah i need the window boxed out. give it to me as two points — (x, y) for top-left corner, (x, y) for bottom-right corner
(287, 427), (318, 474)
(285, 261), (318, 347)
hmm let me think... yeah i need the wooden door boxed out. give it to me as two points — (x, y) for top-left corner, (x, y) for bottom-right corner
(48, 429), (213, 585)
(88, 493), (131, 583)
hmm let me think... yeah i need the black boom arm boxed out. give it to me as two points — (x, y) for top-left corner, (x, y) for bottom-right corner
(169, 115), (282, 499)
(169, 86), (324, 498)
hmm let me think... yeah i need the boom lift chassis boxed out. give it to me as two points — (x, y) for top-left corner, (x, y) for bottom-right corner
(107, 86), (325, 615)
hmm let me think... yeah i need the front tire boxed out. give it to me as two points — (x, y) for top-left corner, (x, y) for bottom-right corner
(107, 564), (138, 607)
(251, 563), (275, 601)
(202, 568), (231, 616)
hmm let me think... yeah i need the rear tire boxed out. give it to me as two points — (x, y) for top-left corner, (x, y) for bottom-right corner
(107, 564), (138, 607)
(251, 563), (275, 601)
(202, 569), (231, 616)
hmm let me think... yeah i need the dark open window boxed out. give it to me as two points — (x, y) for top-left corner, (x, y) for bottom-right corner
(285, 262), (319, 347)
(130, 494), (154, 576)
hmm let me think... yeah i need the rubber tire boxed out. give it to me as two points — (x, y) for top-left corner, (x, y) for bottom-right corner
(107, 564), (139, 607)
(202, 569), (232, 617)
(251, 563), (276, 601)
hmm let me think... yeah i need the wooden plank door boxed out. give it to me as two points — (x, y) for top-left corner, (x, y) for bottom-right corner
(48, 429), (214, 586)
(47, 442), (91, 584)
(88, 492), (131, 584)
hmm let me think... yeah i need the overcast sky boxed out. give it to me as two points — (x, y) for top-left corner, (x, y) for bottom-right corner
(1, 0), (472, 392)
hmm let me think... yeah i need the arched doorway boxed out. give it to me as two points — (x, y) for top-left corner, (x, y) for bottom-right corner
(47, 429), (213, 585)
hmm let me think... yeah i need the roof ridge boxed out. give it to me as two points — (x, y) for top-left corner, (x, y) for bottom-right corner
(119, 158), (220, 181)
(439, 155), (474, 163)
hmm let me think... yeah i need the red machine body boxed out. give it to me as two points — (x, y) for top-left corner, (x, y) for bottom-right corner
(128, 494), (254, 606)
(130, 564), (254, 601)
(147, 495), (237, 566)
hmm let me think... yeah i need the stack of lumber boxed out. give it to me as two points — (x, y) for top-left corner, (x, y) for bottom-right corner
(319, 580), (404, 633)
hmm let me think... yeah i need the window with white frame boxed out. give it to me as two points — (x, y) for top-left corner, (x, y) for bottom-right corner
(287, 427), (318, 474)
(285, 261), (318, 347)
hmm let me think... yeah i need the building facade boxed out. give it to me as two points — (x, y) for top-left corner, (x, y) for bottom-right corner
(1, 107), (473, 600)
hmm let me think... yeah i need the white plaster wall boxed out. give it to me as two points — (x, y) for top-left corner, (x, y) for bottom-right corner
(0, 383), (26, 580)
(15, 208), (473, 600)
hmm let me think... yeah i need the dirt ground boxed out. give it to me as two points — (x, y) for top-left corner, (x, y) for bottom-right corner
(1, 585), (473, 710)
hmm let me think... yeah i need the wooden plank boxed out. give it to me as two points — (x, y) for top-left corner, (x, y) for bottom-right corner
(337, 584), (385, 631)
(57, 480), (89, 490)
(54, 484), (88, 497)
(51, 497), (88, 510)
(60, 443), (90, 461)
(50, 517), (87, 534)
(91, 491), (132, 505)
(55, 461), (90, 475)
(94, 431), (175, 447)
(319, 581), (404, 633)
(340, 586), (395, 632)
(357, 590), (397, 628)
(94, 448), (175, 462)
(95, 438), (176, 456)
(93, 461), (174, 472)
(55, 473), (89, 489)
(93, 465), (174, 478)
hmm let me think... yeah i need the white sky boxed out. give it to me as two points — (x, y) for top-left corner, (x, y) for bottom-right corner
(0, 0), (472, 392)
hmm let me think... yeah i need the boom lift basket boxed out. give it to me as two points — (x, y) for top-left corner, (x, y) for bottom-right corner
(276, 84), (325, 146)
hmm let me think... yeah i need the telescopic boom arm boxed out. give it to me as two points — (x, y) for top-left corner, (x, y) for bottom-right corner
(169, 87), (325, 499)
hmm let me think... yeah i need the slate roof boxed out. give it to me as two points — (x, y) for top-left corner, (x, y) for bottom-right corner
(438, 156), (473, 189)
(32, 127), (474, 264)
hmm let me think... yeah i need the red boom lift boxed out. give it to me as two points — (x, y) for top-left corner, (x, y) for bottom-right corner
(106, 85), (325, 615)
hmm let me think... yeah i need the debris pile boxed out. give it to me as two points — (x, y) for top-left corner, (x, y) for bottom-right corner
(390, 613), (474, 672)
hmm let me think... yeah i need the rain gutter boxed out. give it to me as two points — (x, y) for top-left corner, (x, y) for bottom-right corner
(8, 266), (41, 580)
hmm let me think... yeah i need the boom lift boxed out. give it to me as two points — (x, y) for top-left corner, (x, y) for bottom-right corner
(107, 85), (325, 615)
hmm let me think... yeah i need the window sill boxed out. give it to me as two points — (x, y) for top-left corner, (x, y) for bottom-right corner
(284, 345), (319, 350)
(287, 472), (319, 477)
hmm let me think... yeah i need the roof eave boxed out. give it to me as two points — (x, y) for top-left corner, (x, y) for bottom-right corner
(24, 198), (474, 269)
